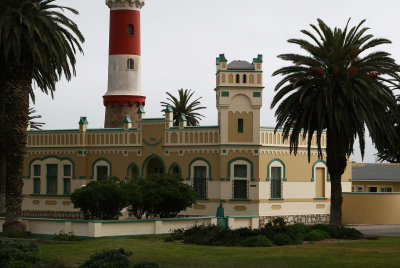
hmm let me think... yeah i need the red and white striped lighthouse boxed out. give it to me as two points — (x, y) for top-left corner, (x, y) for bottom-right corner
(104, 0), (146, 128)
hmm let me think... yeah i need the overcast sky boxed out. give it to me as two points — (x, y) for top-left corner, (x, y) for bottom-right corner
(32, 0), (400, 163)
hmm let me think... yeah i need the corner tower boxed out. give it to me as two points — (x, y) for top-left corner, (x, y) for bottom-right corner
(215, 54), (264, 144)
(104, 0), (146, 128)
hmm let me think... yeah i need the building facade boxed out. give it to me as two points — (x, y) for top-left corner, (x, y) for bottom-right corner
(20, 0), (352, 223)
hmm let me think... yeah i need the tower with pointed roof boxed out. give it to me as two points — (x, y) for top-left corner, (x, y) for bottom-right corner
(215, 54), (264, 144)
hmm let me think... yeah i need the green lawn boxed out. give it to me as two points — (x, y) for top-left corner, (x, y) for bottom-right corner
(34, 236), (400, 268)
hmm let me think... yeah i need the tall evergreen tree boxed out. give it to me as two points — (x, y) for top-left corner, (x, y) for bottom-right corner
(161, 89), (206, 126)
(0, 0), (84, 235)
(271, 19), (400, 227)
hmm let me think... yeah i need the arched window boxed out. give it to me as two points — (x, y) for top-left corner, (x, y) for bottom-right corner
(189, 158), (211, 199)
(228, 158), (253, 200)
(235, 74), (240, 83)
(243, 74), (247, 83)
(127, 24), (134, 36)
(267, 159), (286, 199)
(127, 59), (134, 70)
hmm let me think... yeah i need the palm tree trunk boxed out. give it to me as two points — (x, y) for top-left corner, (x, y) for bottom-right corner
(2, 62), (31, 235)
(0, 75), (7, 216)
(326, 129), (348, 228)
(0, 155), (5, 216)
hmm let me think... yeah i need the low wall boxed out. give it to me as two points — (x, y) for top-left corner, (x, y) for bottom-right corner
(259, 214), (330, 226)
(0, 215), (259, 238)
(342, 193), (400, 224)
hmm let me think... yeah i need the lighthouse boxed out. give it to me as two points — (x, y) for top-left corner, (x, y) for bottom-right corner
(104, 0), (146, 128)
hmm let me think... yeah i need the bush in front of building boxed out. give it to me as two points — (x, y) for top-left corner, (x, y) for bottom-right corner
(272, 233), (292, 246)
(304, 229), (330, 241)
(79, 248), (132, 268)
(125, 173), (196, 218)
(242, 235), (273, 247)
(0, 240), (40, 267)
(337, 227), (362, 240)
(71, 177), (127, 220)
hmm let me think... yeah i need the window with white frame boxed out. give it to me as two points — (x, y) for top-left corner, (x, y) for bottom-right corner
(231, 160), (251, 199)
(268, 160), (284, 199)
(63, 164), (72, 195)
(30, 158), (74, 196)
(93, 159), (111, 180)
(190, 159), (209, 199)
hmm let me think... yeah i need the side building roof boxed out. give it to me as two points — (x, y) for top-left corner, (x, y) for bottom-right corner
(352, 163), (400, 182)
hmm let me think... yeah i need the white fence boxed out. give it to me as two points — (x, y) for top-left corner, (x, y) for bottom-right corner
(0, 216), (259, 238)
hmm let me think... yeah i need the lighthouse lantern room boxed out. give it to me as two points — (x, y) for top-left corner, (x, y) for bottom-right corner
(103, 0), (146, 128)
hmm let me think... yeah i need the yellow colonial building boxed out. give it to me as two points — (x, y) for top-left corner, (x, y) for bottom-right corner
(21, 52), (352, 224)
(20, 0), (352, 225)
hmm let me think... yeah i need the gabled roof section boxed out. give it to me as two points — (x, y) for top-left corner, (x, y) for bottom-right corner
(227, 60), (255, 70)
(352, 164), (400, 181)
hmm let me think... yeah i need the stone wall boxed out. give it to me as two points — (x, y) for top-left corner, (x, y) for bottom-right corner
(259, 214), (330, 226)
(22, 210), (83, 220)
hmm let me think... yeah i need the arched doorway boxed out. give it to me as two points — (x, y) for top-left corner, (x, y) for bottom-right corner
(146, 157), (164, 175)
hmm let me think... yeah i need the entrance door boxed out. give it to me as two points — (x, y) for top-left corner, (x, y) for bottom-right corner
(146, 158), (164, 175)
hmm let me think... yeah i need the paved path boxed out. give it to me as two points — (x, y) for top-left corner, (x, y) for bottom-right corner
(350, 225), (400, 237)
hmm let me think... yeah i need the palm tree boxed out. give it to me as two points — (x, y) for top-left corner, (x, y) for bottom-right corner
(0, 107), (43, 216)
(0, 0), (84, 235)
(28, 107), (45, 130)
(161, 89), (206, 126)
(271, 19), (400, 228)
(375, 95), (400, 163)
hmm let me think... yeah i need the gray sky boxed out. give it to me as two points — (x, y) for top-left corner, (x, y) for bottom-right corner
(32, 0), (400, 163)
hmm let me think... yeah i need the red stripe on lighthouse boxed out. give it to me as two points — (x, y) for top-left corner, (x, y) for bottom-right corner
(109, 10), (141, 55)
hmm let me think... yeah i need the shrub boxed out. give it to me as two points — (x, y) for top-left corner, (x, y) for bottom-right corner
(272, 233), (292, 246)
(304, 229), (330, 241)
(183, 225), (242, 246)
(286, 223), (307, 241)
(133, 261), (160, 268)
(242, 235), (272, 247)
(138, 173), (196, 218)
(308, 224), (340, 238)
(272, 217), (287, 231)
(79, 248), (132, 268)
(71, 177), (127, 220)
(52, 231), (80, 241)
(170, 228), (185, 240)
(338, 227), (362, 240)
(259, 222), (276, 240)
(0, 240), (40, 267)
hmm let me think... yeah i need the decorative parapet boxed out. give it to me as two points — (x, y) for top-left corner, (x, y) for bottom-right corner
(106, 0), (145, 9)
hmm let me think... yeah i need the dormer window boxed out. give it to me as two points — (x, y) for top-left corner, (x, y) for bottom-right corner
(127, 24), (134, 36)
(127, 58), (134, 70)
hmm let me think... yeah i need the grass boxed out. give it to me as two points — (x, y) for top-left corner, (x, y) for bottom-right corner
(31, 235), (400, 267)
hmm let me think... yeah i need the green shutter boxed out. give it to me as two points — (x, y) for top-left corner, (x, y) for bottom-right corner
(234, 165), (247, 178)
(64, 178), (71, 195)
(33, 178), (40, 194)
(33, 165), (41, 176)
(63, 165), (71, 176)
(46, 164), (58, 194)
(194, 166), (207, 198)
(238, 119), (243, 133)
(233, 180), (247, 199)
(271, 167), (282, 198)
